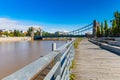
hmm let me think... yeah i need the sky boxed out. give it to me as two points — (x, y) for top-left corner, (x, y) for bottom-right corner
(0, 0), (120, 32)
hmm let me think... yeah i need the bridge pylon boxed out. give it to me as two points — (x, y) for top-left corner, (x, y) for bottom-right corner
(31, 27), (42, 40)
(93, 20), (100, 38)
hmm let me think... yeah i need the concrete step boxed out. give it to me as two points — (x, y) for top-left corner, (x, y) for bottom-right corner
(107, 41), (120, 47)
(89, 39), (120, 55)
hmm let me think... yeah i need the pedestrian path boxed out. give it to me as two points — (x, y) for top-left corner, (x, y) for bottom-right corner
(73, 39), (120, 80)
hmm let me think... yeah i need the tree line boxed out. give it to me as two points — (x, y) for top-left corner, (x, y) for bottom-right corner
(0, 30), (26, 37)
(96, 11), (120, 37)
(0, 27), (55, 37)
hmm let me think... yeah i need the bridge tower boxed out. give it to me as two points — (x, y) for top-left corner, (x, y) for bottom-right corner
(31, 27), (42, 40)
(39, 28), (42, 36)
(93, 20), (100, 38)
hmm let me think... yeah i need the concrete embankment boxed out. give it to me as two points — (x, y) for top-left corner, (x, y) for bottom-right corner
(0, 37), (31, 42)
(89, 39), (120, 55)
(42, 38), (69, 40)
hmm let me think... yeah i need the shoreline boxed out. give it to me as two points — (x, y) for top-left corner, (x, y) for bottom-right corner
(0, 37), (70, 43)
(0, 37), (31, 42)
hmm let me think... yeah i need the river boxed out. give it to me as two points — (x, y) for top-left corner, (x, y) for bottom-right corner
(0, 40), (66, 79)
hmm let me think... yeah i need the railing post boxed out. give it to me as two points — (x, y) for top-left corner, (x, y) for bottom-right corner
(52, 42), (61, 79)
(53, 50), (61, 80)
(52, 43), (56, 51)
(66, 40), (69, 43)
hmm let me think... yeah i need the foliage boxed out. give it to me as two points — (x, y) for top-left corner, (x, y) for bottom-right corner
(70, 60), (75, 69)
(111, 19), (117, 36)
(70, 74), (75, 80)
(14, 30), (20, 36)
(100, 22), (105, 37)
(96, 11), (120, 37)
(70, 60), (76, 80)
(112, 11), (120, 36)
(13, 30), (25, 37)
(104, 20), (109, 37)
(96, 25), (101, 37)
(3, 31), (9, 36)
(74, 38), (82, 48)
(1, 30), (26, 37)
(26, 27), (33, 36)
(96, 20), (109, 37)
(42, 31), (55, 36)
(8, 32), (14, 37)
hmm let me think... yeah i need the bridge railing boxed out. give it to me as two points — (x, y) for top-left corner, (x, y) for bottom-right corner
(2, 39), (75, 80)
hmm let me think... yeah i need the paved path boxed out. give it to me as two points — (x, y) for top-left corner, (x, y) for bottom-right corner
(73, 39), (120, 80)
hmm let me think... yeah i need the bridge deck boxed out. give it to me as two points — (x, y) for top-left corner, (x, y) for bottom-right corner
(73, 39), (120, 80)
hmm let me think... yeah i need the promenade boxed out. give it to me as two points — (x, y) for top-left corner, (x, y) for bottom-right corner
(73, 39), (120, 80)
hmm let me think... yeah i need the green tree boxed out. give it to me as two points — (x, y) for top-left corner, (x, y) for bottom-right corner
(96, 26), (101, 37)
(112, 11), (120, 36)
(14, 30), (21, 36)
(112, 19), (117, 36)
(42, 31), (50, 36)
(108, 28), (112, 37)
(42, 30), (56, 36)
(104, 20), (109, 37)
(100, 22), (105, 37)
(9, 32), (14, 37)
(3, 31), (9, 36)
(26, 27), (33, 36)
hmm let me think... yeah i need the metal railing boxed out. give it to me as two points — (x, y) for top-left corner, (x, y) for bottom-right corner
(2, 39), (75, 80)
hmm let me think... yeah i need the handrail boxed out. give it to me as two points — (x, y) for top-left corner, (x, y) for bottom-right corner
(44, 40), (74, 80)
(2, 39), (75, 80)
(44, 62), (60, 80)
(2, 51), (59, 80)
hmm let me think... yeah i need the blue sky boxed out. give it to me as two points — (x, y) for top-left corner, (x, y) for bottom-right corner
(0, 0), (120, 32)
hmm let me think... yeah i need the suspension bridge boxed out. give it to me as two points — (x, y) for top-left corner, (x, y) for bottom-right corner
(34, 20), (100, 40)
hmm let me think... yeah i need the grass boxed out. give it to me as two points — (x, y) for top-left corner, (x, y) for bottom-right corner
(70, 74), (76, 80)
(74, 38), (82, 48)
(69, 38), (82, 80)
(69, 60), (76, 80)
(70, 60), (75, 69)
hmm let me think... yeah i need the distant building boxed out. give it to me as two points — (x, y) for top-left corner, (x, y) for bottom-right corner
(0, 29), (12, 33)
(55, 31), (68, 35)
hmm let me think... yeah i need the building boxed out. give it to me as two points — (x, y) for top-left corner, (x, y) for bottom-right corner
(55, 31), (68, 35)
(0, 29), (12, 33)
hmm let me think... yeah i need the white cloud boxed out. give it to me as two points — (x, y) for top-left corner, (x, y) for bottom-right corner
(0, 18), (70, 32)
(0, 17), (90, 33)
(0, 18), (42, 31)
(45, 28), (69, 33)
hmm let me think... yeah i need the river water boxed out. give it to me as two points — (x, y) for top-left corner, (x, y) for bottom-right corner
(0, 40), (66, 79)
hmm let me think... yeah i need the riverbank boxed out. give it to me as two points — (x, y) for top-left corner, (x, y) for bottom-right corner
(0, 37), (31, 42)
(42, 38), (70, 41)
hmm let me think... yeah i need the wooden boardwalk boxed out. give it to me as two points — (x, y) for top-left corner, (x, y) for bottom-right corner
(73, 39), (120, 80)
